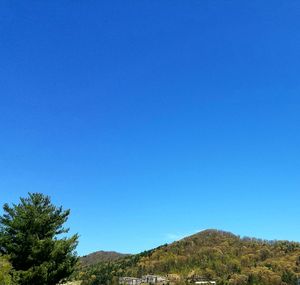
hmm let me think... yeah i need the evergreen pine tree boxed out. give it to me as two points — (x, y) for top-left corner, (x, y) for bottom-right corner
(0, 193), (78, 285)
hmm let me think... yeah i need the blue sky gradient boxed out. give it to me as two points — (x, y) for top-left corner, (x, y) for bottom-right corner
(1, 1), (300, 255)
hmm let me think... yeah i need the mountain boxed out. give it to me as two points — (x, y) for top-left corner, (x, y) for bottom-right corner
(76, 229), (300, 285)
(80, 251), (130, 267)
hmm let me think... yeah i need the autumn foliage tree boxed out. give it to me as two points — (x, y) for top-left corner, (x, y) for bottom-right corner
(0, 255), (14, 284)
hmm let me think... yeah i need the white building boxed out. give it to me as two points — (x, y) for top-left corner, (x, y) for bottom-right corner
(119, 277), (142, 285)
(141, 275), (168, 284)
(119, 275), (168, 285)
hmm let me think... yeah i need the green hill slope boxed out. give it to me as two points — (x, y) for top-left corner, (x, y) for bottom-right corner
(76, 230), (300, 285)
(80, 251), (130, 267)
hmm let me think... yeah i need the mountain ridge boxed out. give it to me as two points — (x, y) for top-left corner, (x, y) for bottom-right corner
(80, 250), (130, 267)
(77, 229), (300, 285)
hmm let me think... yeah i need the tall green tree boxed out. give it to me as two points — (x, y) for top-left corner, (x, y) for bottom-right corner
(0, 193), (78, 285)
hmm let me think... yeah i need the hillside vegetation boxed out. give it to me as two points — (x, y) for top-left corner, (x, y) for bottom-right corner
(80, 251), (130, 267)
(76, 230), (300, 285)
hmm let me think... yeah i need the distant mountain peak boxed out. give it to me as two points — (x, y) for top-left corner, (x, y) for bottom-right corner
(80, 250), (130, 267)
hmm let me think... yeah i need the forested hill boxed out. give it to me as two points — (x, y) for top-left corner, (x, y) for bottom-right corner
(77, 230), (300, 285)
(80, 251), (130, 267)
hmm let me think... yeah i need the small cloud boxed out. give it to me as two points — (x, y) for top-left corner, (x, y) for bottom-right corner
(165, 229), (205, 242)
(165, 233), (183, 241)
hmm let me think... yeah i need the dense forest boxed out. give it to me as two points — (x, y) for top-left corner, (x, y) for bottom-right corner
(76, 230), (300, 285)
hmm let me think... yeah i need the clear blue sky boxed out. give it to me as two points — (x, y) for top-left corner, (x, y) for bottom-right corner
(1, 1), (300, 256)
